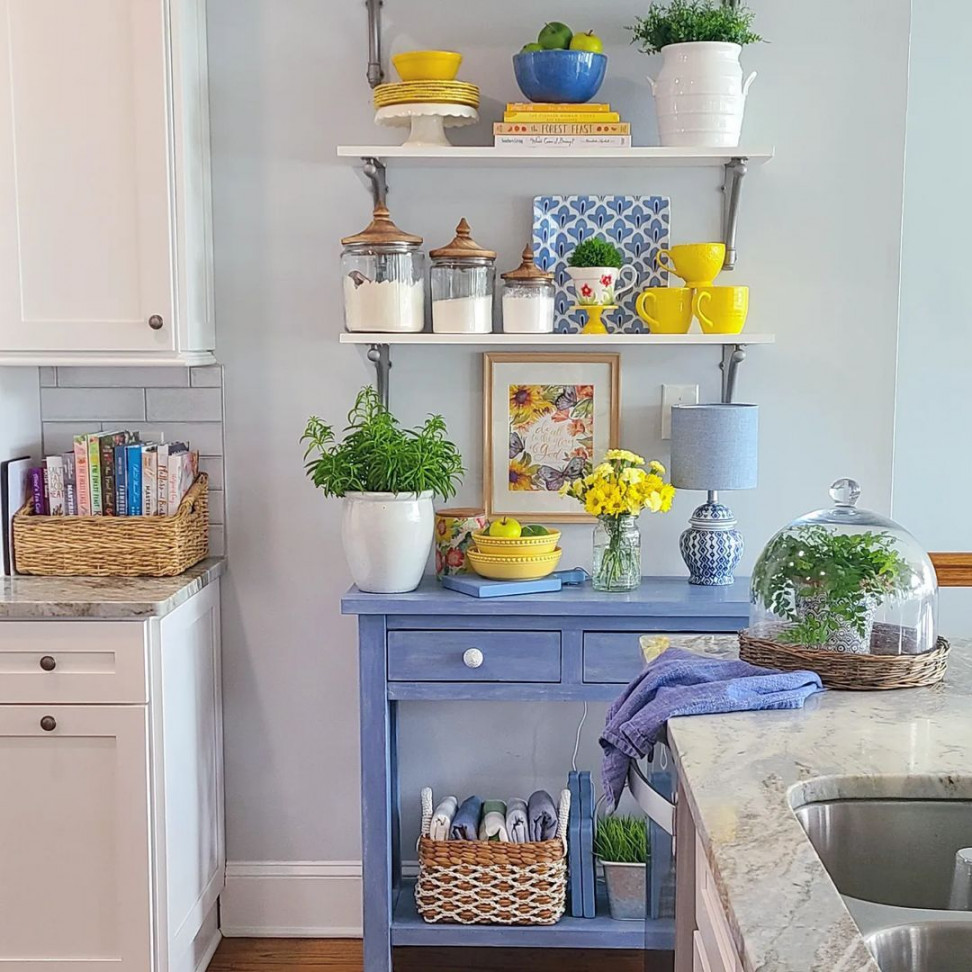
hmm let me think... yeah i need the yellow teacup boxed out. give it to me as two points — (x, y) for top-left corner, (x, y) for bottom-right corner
(656, 243), (727, 288)
(693, 286), (749, 335)
(635, 287), (693, 334)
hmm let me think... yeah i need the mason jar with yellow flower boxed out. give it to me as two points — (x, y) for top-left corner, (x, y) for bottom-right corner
(561, 449), (675, 592)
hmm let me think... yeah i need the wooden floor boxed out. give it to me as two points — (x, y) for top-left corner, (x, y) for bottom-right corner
(209, 939), (673, 971)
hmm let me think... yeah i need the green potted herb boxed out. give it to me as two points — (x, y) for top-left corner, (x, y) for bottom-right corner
(595, 815), (650, 920)
(752, 525), (909, 653)
(629, 0), (762, 148)
(566, 237), (634, 307)
(302, 385), (464, 593)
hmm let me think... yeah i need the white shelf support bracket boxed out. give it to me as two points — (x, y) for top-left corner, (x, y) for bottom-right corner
(367, 343), (392, 409)
(721, 156), (748, 270)
(361, 157), (387, 208)
(720, 343), (747, 403)
(365, 0), (384, 88)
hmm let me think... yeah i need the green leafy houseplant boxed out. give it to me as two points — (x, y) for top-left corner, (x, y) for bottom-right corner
(630, 0), (762, 55)
(568, 237), (624, 269)
(301, 385), (464, 499)
(594, 815), (649, 864)
(752, 526), (909, 647)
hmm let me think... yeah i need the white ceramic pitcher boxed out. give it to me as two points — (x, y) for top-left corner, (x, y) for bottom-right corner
(648, 42), (756, 148)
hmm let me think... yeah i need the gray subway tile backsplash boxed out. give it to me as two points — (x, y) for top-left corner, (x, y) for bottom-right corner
(39, 367), (228, 555)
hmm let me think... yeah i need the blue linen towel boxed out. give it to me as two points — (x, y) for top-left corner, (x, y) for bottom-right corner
(450, 795), (483, 841)
(527, 790), (558, 841)
(600, 647), (823, 809)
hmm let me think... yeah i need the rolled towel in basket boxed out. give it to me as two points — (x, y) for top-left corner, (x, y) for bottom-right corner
(429, 795), (458, 841)
(528, 789), (558, 842)
(450, 795), (483, 841)
(478, 800), (509, 842)
(506, 797), (529, 843)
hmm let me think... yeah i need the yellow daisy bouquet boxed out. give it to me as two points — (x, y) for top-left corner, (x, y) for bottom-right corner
(560, 449), (675, 591)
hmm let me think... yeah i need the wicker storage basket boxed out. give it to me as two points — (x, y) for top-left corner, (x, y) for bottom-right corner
(739, 627), (950, 691)
(415, 788), (570, 925)
(12, 474), (209, 577)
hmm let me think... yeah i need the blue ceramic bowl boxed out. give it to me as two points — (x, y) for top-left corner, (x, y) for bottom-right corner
(512, 50), (608, 104)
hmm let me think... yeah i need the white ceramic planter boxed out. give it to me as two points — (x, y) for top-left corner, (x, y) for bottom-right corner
(565, 265), (637, 306)
(648, 42), (756, 148)
(342, 490), (434, 593)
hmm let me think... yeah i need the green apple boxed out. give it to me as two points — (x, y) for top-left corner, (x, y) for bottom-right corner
(521, 524), (551, 537)
(570, 30), (603, 54)
(521, 42), (543, 52)
(538, 22), (573, 50)
(488, 517), (522, 538)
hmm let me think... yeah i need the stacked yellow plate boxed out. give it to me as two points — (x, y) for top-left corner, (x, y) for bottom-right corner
(466, 528), (563, 581)
(373, 81), (480, 111)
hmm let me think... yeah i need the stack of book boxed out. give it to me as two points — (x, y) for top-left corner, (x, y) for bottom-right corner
(493, 102), (631, 149)
(29, 431), (199, 518)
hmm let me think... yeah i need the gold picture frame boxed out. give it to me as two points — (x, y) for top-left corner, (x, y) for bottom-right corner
(483, 352), (620, 522)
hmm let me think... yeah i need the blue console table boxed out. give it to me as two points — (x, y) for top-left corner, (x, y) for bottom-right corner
(341, 575), (750, 971)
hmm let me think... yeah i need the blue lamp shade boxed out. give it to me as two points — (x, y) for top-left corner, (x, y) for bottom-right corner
(670, 404), (758, 491)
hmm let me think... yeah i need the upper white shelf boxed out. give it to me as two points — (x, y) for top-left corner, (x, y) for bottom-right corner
(336, 145), (775, 167)
(339, 332), (774, 346)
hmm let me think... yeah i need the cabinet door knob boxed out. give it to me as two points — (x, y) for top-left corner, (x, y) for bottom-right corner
(40, 716), (57, 732)
(148, 314), (164, 330)
(39, 655), (56, 672)
(462, 648), (484, 669)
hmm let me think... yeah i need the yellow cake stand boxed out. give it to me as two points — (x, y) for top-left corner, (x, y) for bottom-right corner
(571, 304), (618, 335)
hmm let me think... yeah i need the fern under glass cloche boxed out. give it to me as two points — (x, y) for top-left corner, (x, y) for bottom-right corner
(749, 479), (938, 655)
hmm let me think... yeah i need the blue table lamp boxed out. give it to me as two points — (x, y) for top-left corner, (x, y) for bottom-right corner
(670, 404), (758, 586)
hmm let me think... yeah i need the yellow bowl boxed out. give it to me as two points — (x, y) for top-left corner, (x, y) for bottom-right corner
(392, 51), (463, 82)
(466, 547), (562, 581)
(471, 530), (561, 557)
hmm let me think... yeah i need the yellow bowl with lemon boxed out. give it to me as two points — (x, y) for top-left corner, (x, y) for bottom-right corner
(466, 547), (562, 581)
(392, 50), (463, 82)
(472, 528), (561, 557)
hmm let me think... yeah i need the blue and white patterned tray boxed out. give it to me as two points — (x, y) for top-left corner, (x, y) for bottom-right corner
(533, 195), (672, 334)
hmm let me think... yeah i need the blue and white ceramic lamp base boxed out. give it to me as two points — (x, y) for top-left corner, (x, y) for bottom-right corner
(679, 500), (744, 587)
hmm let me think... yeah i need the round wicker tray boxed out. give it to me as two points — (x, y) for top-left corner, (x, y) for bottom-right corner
(739, 629), (950, 691)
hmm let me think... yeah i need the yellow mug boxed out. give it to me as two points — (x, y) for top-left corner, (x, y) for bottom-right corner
(693, 286), (749, 334)
(656, 243), (727, 287)
(635, 287), (693, 334)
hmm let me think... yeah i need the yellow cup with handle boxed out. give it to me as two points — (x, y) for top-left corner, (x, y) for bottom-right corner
(635, 287), (693, 334)
(693, 286), (749, 334)
(656, 243), (726, 287)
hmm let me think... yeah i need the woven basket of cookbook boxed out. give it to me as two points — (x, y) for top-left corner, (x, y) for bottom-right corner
(415, 788), (570, 925)
(739, 624), (949, 691)
(12, 474), (209, 577)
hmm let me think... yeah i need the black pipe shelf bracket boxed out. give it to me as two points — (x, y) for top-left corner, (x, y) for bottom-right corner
(721, 157), (748, 271)
(366, 0), (384, 88)
(720, 344), (747, 404)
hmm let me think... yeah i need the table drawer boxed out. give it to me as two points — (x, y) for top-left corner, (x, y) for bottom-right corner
(583, 632), (649, 683)
(387, 630), (561, 682)
(0, 622), (147, 704)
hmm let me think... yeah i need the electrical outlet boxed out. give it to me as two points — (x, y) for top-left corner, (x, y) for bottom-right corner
(661, 384), (699, 439)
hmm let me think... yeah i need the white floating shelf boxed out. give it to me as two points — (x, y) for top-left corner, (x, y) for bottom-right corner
(339, 332), (774, 346)
(337, 145), (774, 167)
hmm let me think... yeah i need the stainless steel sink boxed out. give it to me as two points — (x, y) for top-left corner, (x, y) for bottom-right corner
(864, 921), (972, 972)
(794, 799), (972, 910)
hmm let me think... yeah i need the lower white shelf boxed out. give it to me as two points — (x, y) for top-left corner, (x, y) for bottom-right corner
(339, 332), (773, 346)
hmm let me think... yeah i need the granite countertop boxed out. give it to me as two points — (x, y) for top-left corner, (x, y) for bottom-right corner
(0, 557), (225, 619)
(668, 638), (972, 971)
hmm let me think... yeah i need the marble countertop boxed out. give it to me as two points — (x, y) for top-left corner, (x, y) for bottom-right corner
(668, 638), (972, 972)
(0, 557), (225, 619)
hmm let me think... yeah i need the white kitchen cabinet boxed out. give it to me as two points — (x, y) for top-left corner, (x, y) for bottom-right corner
(0, 581), (223, 972)
(0, 0), (214, 365)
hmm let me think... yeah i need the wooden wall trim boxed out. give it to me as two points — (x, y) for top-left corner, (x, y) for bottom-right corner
(930, 553), (972, 588)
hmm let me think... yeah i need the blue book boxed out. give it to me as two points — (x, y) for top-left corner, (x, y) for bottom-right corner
(126, 444), (142, 516)
(440, 575), (562, 598)
(567, 771), (584, 917)
(114, 445), (128, 517)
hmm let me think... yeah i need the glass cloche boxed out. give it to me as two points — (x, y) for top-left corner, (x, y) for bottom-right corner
(750, 479), (938, 655)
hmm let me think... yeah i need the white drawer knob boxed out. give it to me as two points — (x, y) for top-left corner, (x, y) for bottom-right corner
(463, 648), (484, 669)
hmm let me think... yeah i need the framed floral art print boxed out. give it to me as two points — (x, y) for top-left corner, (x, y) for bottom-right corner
(483, 352), (620, 521)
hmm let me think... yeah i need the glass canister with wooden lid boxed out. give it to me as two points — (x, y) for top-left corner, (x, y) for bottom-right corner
(429, 219), (496, 334)
(501, 245), (555, 333)
(341, 204), (425, 333)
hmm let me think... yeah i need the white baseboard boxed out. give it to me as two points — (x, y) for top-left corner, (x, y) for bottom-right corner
(220, 861), (365, 937)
